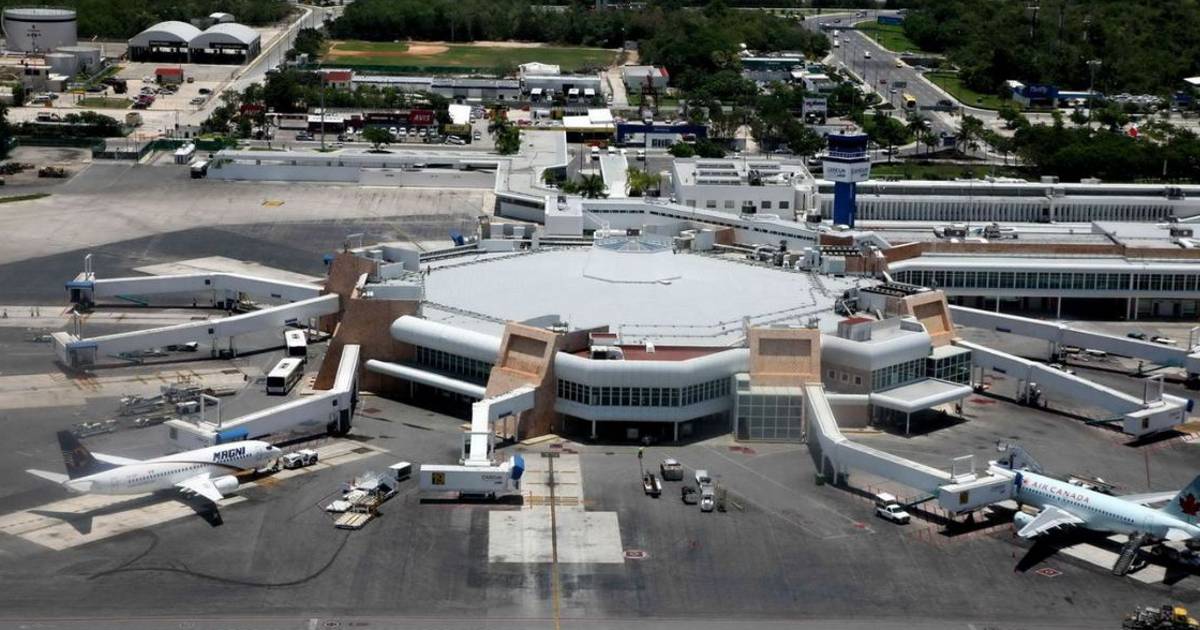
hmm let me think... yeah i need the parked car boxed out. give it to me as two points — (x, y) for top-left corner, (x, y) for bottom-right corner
(681, 485), (698, 505)
(1127, 331), (1147, 340)
(198, 88), (212, 95)
(1152, 336), (1178, 346)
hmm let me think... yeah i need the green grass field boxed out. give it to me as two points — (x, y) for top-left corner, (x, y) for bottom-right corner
(324, 40), (617, 72)
(854, 22), (922, 53)
(925, 72), (1010, 110)
(77, 97), (130, 109)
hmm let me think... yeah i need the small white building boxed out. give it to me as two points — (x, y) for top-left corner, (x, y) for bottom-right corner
(670, 158), (818, 217)
(622, 65), (669, 93)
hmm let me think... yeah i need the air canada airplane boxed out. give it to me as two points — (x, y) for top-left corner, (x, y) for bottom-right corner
(27, 431), (281, 503)
(1003, 448), (1200, 546)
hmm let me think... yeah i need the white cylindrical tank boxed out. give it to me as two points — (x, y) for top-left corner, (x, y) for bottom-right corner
(3, 7), (77, 53)
(44, 52), (75, 77)
(56, 45), (100, 73)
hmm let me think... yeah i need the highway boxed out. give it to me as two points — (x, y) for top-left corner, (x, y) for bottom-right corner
(803, 12), (961, 141)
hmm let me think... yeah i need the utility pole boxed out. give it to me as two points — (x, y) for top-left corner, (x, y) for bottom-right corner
(319, 73), (326, 150)
(1086, 59), (1101, 130)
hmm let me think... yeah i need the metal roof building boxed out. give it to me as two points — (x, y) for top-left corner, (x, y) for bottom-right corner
(190, 22), (261, 63)
(127, 21), (201, 62)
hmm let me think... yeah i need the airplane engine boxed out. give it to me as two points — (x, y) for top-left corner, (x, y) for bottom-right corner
(213, 475), (239, 495)
(1012, 511), (1036, 531)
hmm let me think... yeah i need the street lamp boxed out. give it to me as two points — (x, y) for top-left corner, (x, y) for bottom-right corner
(1086, 59), (1101, 130)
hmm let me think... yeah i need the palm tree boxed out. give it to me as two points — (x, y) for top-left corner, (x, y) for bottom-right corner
(576, 174), (607, 199)
(906, 115), (929, 154)
(956, 115), (985, 157)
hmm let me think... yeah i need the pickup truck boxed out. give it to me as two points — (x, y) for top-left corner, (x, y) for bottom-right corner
(694, 469), (712, 486)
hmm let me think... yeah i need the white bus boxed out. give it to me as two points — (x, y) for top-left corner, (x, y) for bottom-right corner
(266, 358), (304, 396)
(284, 329), (308, 362)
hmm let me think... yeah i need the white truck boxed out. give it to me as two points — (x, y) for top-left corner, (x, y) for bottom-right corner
(281, 449), (318, 469)
(874, 492), (911, 524)
(419, 455), (526, 499)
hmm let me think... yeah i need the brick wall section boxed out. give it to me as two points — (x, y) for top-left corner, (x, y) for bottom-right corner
(484, 323), (563, 439)
(319, 252), (381, 333)
(901, 291), (955, 347)
(748, 327), (821, 387)
(313, 295), (419, 392)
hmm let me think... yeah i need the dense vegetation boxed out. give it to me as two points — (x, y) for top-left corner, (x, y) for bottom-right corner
(0, 0), (291, 39)
(903, 0), (1200, 96)
(330, 0), (827, 91)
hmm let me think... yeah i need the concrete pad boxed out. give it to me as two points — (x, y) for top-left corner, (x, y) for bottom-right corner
(135, 256), (324, 286)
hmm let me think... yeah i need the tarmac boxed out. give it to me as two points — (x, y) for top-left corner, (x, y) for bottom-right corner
(0, 211), (1196, 627)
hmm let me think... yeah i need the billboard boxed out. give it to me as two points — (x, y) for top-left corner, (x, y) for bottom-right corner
(803, 96), (827, 115)
(877, 15), (904, 26)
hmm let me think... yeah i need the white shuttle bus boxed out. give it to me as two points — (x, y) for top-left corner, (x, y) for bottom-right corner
(284, 329), (308, 362)
(266, 358), (304, 395)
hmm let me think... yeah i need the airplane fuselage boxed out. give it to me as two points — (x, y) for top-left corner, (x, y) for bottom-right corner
(1016, 471), (1200, 541)
(64, 442), (277, 496)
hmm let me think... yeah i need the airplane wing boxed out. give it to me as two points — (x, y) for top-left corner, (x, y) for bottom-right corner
(1121, 491), (1178, 507)
(1017, 505), (1086, 538)
(26, 469), (69, 484)
(92, 452), (140, 466)
(175, 474), (224, 503)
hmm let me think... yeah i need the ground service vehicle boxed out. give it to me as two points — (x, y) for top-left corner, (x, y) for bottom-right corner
(266, 358), (304, 395)
(1123, 605), (1199, 629)
(681, 485), (698, 505)
(281, 449), (318, 469)
(700, 487), (715, 512)
(660, 458), (684, 481)
(694, 469), (712, 486)
(643, 472), (662, 497)
(284, 330), (308, 361)
(874, 493), (911, 524)
(190, 160), (209, 179)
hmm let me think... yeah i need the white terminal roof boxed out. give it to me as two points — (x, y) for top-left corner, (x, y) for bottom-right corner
(421, 242), (870, 346)
(674, 158), (811, 187)
(129, 21), (202, 45)
(194, 23), (260, 47)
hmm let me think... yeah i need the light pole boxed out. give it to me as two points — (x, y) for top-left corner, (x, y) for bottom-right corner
(1086, 59), (1101, 130)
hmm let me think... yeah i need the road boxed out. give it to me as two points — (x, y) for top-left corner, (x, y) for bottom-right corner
(803, 11), (960, 143)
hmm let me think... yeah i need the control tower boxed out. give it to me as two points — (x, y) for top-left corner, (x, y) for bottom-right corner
(824, 134), (871, 228)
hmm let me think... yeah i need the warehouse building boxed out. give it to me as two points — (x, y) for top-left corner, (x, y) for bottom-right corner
(127, 21), (201, 62)
(189, 22), (260, 64)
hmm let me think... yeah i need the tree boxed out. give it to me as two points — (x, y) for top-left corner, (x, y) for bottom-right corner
(956, 114), (985, 157)
(785, 124), (825, 159)
(997, 104), (1028, 131)
(494, 126), (521, 155)
(694, 138), (727, 158)
(669, 142), (696, 158)
(0, 103), (11, 160)
(627, 167), (662, 197)
(362, 126), (395, 151)
(1069, 109), (1089, 127)
(575, 174), (607, 199)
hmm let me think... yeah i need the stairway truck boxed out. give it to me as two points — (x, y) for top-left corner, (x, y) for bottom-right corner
(419, 455), (525, 499)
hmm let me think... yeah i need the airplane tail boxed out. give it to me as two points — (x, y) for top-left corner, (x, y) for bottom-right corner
(1160, 475), (1200, 521)
(56, 430), (117, 480)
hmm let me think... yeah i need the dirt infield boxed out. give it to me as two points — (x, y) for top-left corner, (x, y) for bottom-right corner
(327, 41), (449, 58)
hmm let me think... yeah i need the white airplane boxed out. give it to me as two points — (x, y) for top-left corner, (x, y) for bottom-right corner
(27, 430), (281, 503)
(1005, 450), (1200, 545)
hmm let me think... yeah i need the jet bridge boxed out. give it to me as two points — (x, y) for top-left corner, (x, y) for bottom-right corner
(165, 345), (361, 450)
(67, 270), (322, 306)
(52, 294), (340, 368)
(417, 386), (534, 498)
(958, 339), (1190, 437)
(950, 305), (1200, 382)
(803, 383), (1013, 514)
